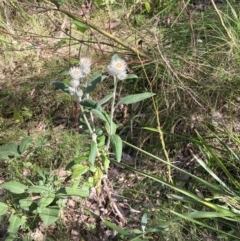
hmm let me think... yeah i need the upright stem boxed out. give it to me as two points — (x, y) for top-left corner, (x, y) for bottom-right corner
(106, 76), (118, 150)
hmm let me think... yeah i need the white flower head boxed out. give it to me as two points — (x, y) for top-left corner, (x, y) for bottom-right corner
(79, 57), (92, 76)
(70, 79), (80, 88)
(69, 86), (76, 95)
(69, 66), (83, 80)
(116, 71), (127, 80)
(107, 57), (127, 80)
(75, 89), (83, 102)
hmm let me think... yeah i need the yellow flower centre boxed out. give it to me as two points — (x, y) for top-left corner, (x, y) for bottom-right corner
(74, 70), (79, 75)
(83, 59), (88, 64)
(115, 62), (122, 69)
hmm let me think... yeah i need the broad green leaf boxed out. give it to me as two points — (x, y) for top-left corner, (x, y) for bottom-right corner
(83, 73), (107, 96)
(103, 113), (117, 135)
(56, 187), (89, 198)
(79, 99), (97, 108)
(97, 135), (106, 147)
(141, 213), (147, 233)
(72, 19), (88, 33)
(133, 229), (142, 234)
(0, 181), (27, 194)
(38, 206), (59, 227)
(60, 70), (70, 76)
(52, 81), (69, 93)
(27, 185), (50, 194)
(19, 198), (33, 211)
(89, 165), (96, 172)
(19, 136), (32, 154)
(97, 93), (113, 108)
(38, 193), (55, 208)
(0, 143), (19, 159)
(126, 74), (138, 79)
(110, 134), (122, 162)
(0, 202), (8, 216)
(72, 165), (89, 178)
(66, 156), (88, 170)
(94, 167), (103, 187)
(91, 109), (108, 122)
(102, 155), (110, 173)
(13, 108), (23, 122)
(116, 92), (155, 106)
(88, 141), (97, 166)
(8, 214), (22, 235)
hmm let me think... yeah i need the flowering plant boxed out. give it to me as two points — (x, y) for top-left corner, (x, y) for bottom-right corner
(53, 54), (155, 189)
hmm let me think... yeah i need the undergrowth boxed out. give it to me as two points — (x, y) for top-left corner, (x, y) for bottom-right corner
(1, 0), (240, 240)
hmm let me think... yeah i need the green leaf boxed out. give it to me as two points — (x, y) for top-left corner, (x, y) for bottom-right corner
(91, 109), (108, 122)
(94, 167), (103, 186)
(38, 206), (59, 227)
(52, 81), (69, 93)
(101, 112), (117, 135)
(79, 99), (97, 108)
(13, 108), (23, 122)
(88, 141), (97, 166)
(97, 93), (113, 107)
(60, 70), (70, 76)
(116, 92), (155, 106)
(72, 19), (88, 33)
(56, 187), (89, 198)
(66, 156), (88, 170)
(8, 214), (22, 235)
(110, 134), (122, 162)
(111, 54), (120, 61)
(0, 143), (19, 159)
(19, 136), (32, 154)
(19, 198), (33, 211)
(38, 193), (55, 208)
(102, 155), (110, 173)
(97, 135), (105, 147)
(0, 181), (27, 194)
(83, 73), (107, 96)
(133, 229), (143, 234)
(144, 1), (151, 13)
(27, 185), (50, 194)
(72, 165), (90, 178)
(141, 213), (147, 233)
(126, 74), (138, 79)
(0, 202), (8, 216)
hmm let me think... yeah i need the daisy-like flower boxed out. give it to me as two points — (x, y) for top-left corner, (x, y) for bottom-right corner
(69, 66), (83, 80)
(79, 57), (92, 76)
(107, 57), (127, 80)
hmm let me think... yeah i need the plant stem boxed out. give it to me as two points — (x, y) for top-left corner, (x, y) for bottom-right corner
(106, 76), (117, 150)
